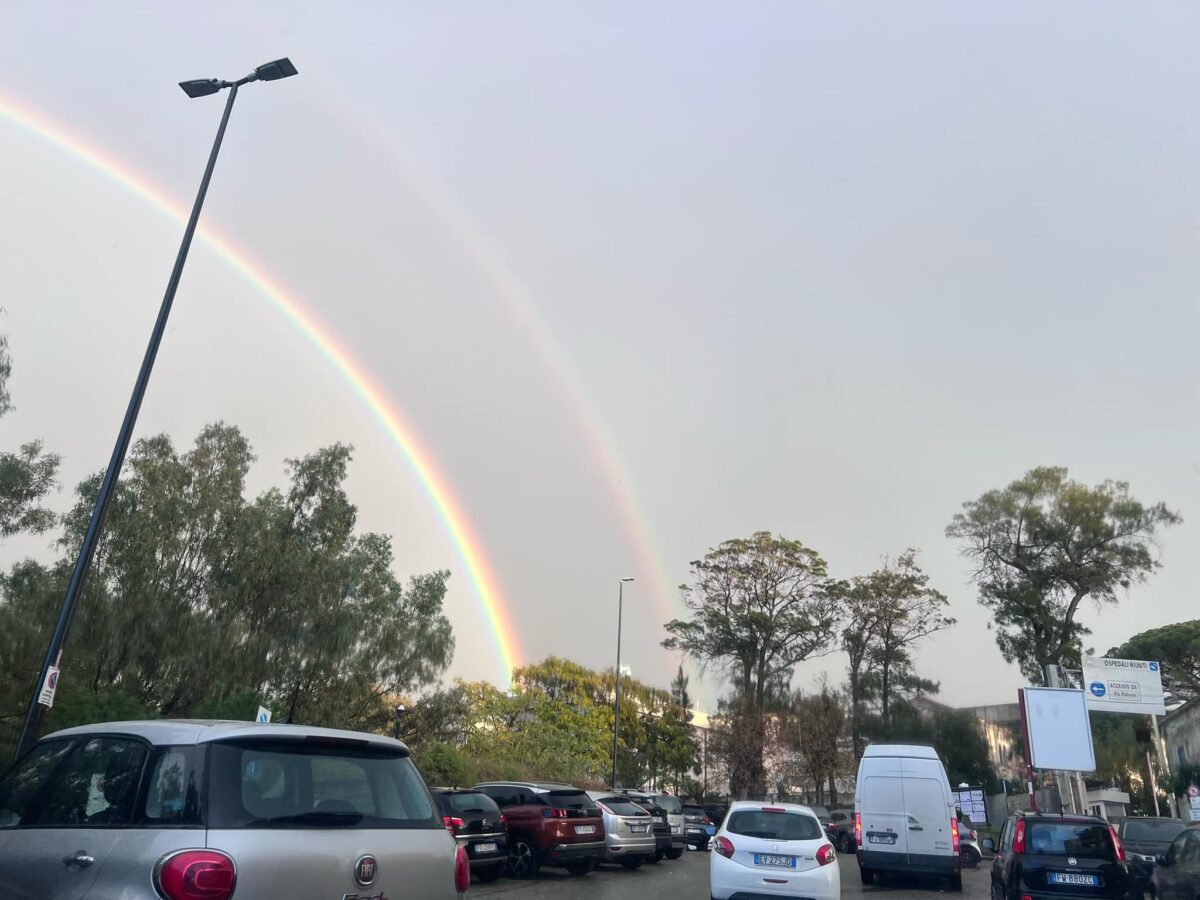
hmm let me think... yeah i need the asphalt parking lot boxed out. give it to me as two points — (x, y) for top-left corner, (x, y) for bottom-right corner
(470, 848), (993, 899)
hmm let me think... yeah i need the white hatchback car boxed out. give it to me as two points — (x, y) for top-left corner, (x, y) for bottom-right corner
(711, 801), (841, 900)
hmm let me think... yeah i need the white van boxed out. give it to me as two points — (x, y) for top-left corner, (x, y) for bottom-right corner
(854, 743), (961, 891)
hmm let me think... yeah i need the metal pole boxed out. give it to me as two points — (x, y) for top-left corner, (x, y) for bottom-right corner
(13, 84), (241, 761)
(1148, 751), (1162, 816)
(1018, 689), (1039, 813)
(611, 579), (625, 790)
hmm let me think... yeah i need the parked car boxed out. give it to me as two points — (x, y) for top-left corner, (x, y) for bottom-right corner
(586, 791), (656, 868)
(1118, 817), (1186, 897)
(622, 790), (686, 858)
(710, 800), (840, 900)
(432, 787), (508, 882)
(855, 743), (961, 890)
(1151, 824), (1200, 900)
(631, 797), (674, 862)
(991, 812), (1133, 900)
(682, 803), (716, 849)
(827, 808), (856, 852)
(0, 720), (468, 899)
(957, 809), (982, 868)
(473, 781), (605, 878)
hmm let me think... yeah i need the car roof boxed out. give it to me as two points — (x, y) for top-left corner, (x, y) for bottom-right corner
(726, 800), (818, 815)
(42, 719), (411, 752)
(473, 781), (582, 792)
(862, 743), (939, 759)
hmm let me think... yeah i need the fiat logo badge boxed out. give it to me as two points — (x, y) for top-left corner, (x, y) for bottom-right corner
(354, 855), (378, 886)
(1068, 857), (1078, 866)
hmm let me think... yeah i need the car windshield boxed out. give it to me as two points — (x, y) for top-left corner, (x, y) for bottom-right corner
(441, 792), (501, 815)
(1027, 822), (1116, 859)
(727, 809), (823, 841)
(208, 739), (438, 829)
(1122, 820), (1186, 842)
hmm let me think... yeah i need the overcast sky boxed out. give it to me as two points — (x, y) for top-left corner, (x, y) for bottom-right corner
(2, 2), (1198, 713)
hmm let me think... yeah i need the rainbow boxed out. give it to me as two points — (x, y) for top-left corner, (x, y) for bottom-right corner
(0, 91), (521, 684)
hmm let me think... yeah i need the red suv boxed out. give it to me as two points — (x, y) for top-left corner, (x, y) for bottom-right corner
(473, 781), (606, 878)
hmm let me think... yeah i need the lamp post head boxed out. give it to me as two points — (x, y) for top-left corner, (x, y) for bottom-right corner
(180, 58), (297, 98)
(179, 78), (224, 99)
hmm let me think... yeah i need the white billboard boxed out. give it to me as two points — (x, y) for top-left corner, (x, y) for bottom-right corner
(1082, 656), (1166, 716)
(1023, 687), (1096, 772)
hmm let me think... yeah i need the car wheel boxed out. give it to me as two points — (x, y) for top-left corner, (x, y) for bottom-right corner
(565, 860), (594, 876)
(860, 866), (875, 886)
(621, 857), (642, 870)
(950, 874), (963, 893)
(666, 847), (684, 860)
(476, 865), (503, 883)
(962, 846), (981, 869)
(653, 848), (665, 863)
(507, 838), (539, 879)
(839, 833), (854, 853)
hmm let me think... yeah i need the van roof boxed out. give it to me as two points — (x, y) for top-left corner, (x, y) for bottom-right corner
(862, 743), (940, 759)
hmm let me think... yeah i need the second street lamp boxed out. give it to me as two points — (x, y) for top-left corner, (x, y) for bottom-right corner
(12, 58), (298, 762)
(611, 577), (634, 790)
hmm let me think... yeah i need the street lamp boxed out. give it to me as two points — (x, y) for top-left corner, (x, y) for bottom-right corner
(611, 577), (634, 790)
(12, 58), (298, 762)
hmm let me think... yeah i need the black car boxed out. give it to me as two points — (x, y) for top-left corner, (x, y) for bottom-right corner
(631, 798), (673, 862)
(682, 804), (715, 850)
(704, 802), (729, 827)
(827, 808), (856, 852)
(431, 788), (508, 882)
(1151, 824), (1200, 900)
(991, 813), (1134, 900)
(1118, 818), (1186, 897)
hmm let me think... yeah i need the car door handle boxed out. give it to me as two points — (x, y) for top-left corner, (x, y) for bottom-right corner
(63, 852), (94, 868)
(909, 825), (924, 831)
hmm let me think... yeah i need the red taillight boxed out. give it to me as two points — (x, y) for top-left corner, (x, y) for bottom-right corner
(816, 843), (836, 866)
(454, 845), (470, 892)
(500, 813), (507, 827)
(443, 815), (464, 832)
(541, 807), (569, 818)
(855, 812), (862, 844)
(155, 850), (236, 900)
(1013, 819), (1027, 854)
(951, 816), (960, 853)
(1109, 824), (1126, 862)
(714, 835), (735, 858)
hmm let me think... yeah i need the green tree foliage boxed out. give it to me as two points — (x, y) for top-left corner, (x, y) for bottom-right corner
(838, 549), (954, 754)
(0, 333), (60, 539)
(862, 701), (995, 789)
(663, 532), (841, 796)
(947, 467), (1180, 682)
(1110, 622), (1200, 702)
(785, 686), (848, 805)
(0, 424), (454, 756)
(416, 743), (478, 788)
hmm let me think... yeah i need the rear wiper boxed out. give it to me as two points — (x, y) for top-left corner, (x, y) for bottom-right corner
(250, 811), (364, 827)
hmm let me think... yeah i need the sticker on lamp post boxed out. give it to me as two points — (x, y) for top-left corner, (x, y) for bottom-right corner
(38, 666), (60, 708)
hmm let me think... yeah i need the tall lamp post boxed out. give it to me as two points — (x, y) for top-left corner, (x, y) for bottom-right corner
(611, 577), (634, 790)
(12, 58), (299, 762)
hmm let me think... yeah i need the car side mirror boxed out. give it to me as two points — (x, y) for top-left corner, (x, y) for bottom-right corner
(982, 838), (995, 852)
(1157, 855), (1172, 867)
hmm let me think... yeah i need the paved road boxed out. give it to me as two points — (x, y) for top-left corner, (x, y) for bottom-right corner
(471, 849), (993, 899)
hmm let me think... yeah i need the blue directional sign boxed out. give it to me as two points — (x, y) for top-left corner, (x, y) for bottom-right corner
(1090, 682), (1107, 697)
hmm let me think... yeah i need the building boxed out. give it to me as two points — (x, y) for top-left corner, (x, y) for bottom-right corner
(1161, 697), (1200, 771)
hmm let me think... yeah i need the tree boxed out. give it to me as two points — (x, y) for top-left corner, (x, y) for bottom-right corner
(1110, 622), (1200, 702)
(947, 467), (1180, 682)
(787, 686), (848, 805)
(663, 532), (841, 796)
(0, 333), (60, 539)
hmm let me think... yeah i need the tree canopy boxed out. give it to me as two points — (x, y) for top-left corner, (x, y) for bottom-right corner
(947, 466), (1180, 682)
(0, 333), (60, 539)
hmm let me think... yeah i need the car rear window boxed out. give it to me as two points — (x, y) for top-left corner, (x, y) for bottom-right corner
(1027, 822), (1116, 858)
(683, 805), (706, 816)
(727, 809), (823, 841)
(441, 792), (500, 815)
(545, 790), (597, 812)
(208, 739), (438, 829)
(1122, 820), (1186, 843)
(655, 794), (682, 814)
(596, 797), (647, 816)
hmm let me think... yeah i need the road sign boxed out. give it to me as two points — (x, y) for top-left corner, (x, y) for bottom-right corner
(1082, 656), (1166, 715)
(37, 666), (60, 708)
(256, 706), (271, 724)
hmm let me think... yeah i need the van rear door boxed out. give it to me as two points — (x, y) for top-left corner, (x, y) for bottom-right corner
(859, 758), (908, 866)
(900, 758), (953, 867)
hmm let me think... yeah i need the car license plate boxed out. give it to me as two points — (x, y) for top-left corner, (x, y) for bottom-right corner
(1051, 873), (1100, 886)
(755, 854), (796, 868)
(575, 825), (596, 834)
(630, 825), (647, 833)
(475, 842), (497, 854)
(868, 833), (897, 845)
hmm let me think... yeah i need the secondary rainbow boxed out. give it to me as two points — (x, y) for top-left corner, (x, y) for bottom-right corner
(0, 91), (521, 684)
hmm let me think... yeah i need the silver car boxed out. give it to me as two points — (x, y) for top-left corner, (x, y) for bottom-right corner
(586, 791), (656, 869)
(0, 719), (467, 899)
